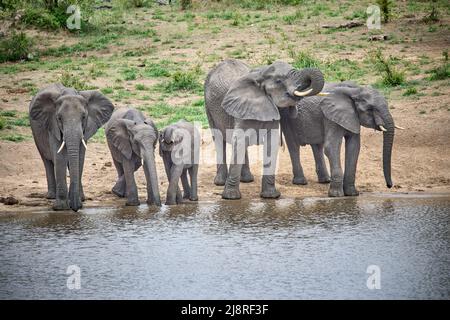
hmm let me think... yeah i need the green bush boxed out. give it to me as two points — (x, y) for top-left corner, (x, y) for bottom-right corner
(181, 0), (191, 10)
(59, 70), (93, 90)
(165, 66), (201, 92)
(428, 51), (449, 81)
(289, 50), (321, 69)
(376, 0), (392, 23)
(0, 32), (34, 63)
(372, 49), (405, 87)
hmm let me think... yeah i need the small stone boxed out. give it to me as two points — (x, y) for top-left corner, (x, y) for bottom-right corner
(104, 162), (112, 167)
(4, 196), (19, 205)
(0, 197), (5, 203)
(32, 180), (38, 183)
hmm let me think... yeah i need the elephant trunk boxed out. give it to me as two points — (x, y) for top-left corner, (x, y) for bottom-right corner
(66, 132), (82, 212)
(142, 148), (161, 206)
(294, 68), (325, 96)
(380, 110), (395, 188)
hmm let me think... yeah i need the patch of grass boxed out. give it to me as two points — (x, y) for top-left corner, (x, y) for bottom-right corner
(143, 100), (207, 129)
(428, 51), (449, 81)
(121, 67), (138, 81)
(282, 10), (303, 25)
(90, 127), (106, 143)
(135, 84), (148, 91)
(59, 71), (94, 91)
(100, 87), (114, 95)
(376, 0), (393, 23)
(289, 49), (321, 69)
(143, 62), (171, 78)
(403, 87), (417, 96)
(163, 66), (202, 93)
(1, 134), (28, 142)
(0, 32), (34, 63)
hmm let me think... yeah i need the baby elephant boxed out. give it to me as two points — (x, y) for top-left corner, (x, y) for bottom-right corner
(159, 120), (199, 205)
(105, 107), (161, 206)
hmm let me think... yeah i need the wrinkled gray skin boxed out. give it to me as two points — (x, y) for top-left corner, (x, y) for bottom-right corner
(205, 59), (324, 200)
(280, 82), (395, 197)
(105, 107), (161, 206)
(159, 120), (199, 205)
(29, 83), (114, 212)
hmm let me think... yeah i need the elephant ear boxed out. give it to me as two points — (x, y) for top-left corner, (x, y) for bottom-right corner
(79, 90), (114, 140)
(221, 68), (280, 121)
(106, 119), (135, 160)
(29, 88), (62, 141)
(320, 87), (361, 134)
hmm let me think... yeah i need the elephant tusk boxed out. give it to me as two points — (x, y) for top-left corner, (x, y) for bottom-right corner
(293, 88), (313, 97)
(395, 125), (405, 130)
(82, 139), (88, 150)
(57, 141), (65, 154)
(317, 92), (330, 96)
(379, 125), (387, 132)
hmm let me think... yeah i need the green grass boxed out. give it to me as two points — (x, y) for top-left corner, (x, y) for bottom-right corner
(162, 66), (202, 93)
(143, 61), (171, 78)
(1, 134), (28, 142)
(403, 87), (418, 96)
(121, 67), (138, 81)
(0, 110), (30, 130)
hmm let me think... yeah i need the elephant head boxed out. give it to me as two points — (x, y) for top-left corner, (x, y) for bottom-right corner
(221, 61), (325, 121)
(29, 86), (114, 211)
(106, 117), (161, 206)
(320, 82), (402, 188)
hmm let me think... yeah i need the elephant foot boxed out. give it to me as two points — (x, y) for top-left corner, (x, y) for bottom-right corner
(260, 188), (281, 199)
(183, 191), (191, 199)
(214, 174), (227, 186)
(53, 199), (70, 211)
(293, 176), (308, 185)
(112, 186), (126, 198)
(328, 182), (345, 197)
(344, 185), (359, 197)
(126, 198), (140, 206)
(318, 175), (331, 184)
(46, 191), (56, 199)
(189, 196), (198, 201)
(147, 199), (162, 207)
(80, 191), (86, 202)
(222, 187), (241, 200)
(165, 198), (179, 205)
(240, 170), (254, 183)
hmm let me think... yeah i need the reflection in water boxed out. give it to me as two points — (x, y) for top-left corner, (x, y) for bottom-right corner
(0, 196), (449, 299)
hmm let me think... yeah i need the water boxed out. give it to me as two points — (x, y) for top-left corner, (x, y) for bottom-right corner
(0, 194), (449, 299)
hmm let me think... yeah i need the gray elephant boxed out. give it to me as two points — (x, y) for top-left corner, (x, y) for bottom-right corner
(29, 83), (114, 211)
(204, 59), (324, 200)
(159, 120), (199, 205)
(105, 107), (161, 206)
(280, 81), (403, 197)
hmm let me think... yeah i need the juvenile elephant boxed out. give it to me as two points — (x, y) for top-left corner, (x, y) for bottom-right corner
(159, 120), (199, 205)
(29, 83), (114, 211)
(105, 107), (161, 206)
(280, 81), (403, 197)
(204, 59), (324, 200)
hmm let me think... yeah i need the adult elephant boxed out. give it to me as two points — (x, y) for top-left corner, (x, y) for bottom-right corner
(204, 59), (324, 199)
(29, 83), (114, 211)
(280, 81), (403, 197)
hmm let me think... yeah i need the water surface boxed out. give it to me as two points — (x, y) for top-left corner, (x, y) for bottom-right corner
(1, 194), (449, 299)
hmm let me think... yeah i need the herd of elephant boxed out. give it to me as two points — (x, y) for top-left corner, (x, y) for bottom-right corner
(29, 59), (402, 212)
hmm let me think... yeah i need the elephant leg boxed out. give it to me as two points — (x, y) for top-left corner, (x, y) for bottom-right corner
(261, 129), (280, 198)
(43, 159), (56, 199)
(324, 124), (344, 197)
(214, 135), (228, 186)
(188, 164), (199, 201)
(284, 128), (307, 185)
(166, 165), (184, 205)
(112, 159), (126, 198)
(311, 144), (331, 184)
(122, 159), (139, 206)
(240, 147), (254, 183)
(343, 134), (360, 196)
(222, 136), (244, 200)
(181, 169), (190, 199)
(53, 153), (69, 210)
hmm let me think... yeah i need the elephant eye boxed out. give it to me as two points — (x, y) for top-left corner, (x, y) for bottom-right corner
(275, 79), (282, 84)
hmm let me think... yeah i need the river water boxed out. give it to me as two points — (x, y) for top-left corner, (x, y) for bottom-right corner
(0, 194), (449, 299)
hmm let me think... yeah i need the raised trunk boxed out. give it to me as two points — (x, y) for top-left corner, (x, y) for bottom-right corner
(296, 68), (325, 96)
(380, 111), (395, 188)
(66, 137), (82, 211)
(142, 150), (161, 206)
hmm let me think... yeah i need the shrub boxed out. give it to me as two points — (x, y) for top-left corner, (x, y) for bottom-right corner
(372, 49), (405, 87)
(0, 32), (34, 63)
(181, 0), (191, 10)
(59, 70), (92, 90)
(376, 0), (392, 23)
(403, 87), (417, 96)
(165, 66), (201, 92)
(428, 51), (449, 81)
(423, 4), (439, 23)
